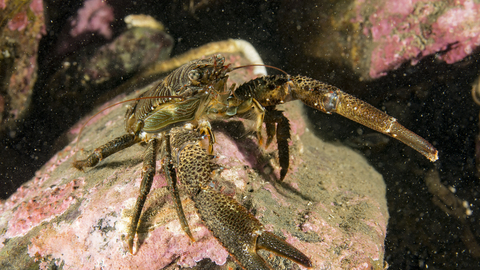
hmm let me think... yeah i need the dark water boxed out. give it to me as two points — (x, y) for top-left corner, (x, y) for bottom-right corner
(1, 0), (479, 269)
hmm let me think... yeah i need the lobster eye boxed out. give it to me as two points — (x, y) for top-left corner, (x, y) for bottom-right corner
(188, 70), (201, 81)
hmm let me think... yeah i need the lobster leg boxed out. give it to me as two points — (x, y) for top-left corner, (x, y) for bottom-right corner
(264, 108), (291, 180)
(72, 134), (139, 170)
(233, 75), (439, 162)
(164, 133), (195, 242)
(198, 120), (215, 154)
(231, 97), (266, 146)
(127, 138), (158, 253)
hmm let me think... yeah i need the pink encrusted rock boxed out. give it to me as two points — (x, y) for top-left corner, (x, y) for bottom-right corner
(0, 54), (388, 269)
(70, 0), (115, 39)
(361, 0), (480, 78)
(0, 0), (45, 133)
(280, 0), (480, 80)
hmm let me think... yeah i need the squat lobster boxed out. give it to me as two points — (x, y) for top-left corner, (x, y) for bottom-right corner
(73, 54), (437, 270)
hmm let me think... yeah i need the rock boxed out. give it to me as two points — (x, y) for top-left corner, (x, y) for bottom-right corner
(0, 11), (173, 200)
(0, 0), (45, 134)
(0, 53), (388, 269)
(44, 25), (173, 111)
(280, 0), (480, 80)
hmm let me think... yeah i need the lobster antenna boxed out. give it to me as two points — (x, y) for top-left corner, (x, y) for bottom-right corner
(233, 64), (288, 75)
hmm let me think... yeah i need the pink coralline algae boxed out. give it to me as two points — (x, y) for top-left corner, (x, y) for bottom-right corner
(4, 178), (82, 239)
(360, 0), (480, 78)
(280, 0), (480, 80)
(8, 11), (28, 31)
(0, 148), (80, 241)
(70, 0), (115, 39)
(29, 0), (43, 15)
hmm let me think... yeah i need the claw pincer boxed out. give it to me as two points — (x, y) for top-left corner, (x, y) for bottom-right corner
(170, 128), (312, 270)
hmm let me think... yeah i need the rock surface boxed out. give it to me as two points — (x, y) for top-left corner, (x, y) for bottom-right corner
(280, 0), (480, 80)
(0, 54), (388, 270)
(0, 0), (45, 133)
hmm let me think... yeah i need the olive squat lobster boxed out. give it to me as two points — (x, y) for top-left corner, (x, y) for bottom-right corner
(73, 54), (438, 270)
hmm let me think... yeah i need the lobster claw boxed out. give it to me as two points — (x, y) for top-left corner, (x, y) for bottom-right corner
(170, 126), (312, 269)
(193, 187), (312, 269)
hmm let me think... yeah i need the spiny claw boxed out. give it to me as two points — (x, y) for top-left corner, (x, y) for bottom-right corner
(172, 130), (309, 269)
(193, 187), (312, 270)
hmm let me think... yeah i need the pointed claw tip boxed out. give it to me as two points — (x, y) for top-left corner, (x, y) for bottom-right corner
(127, 236), (134, 254)
(187, 233), (196, 243)
(279, 169), (287, 181)
(303, 259), (314, 268)
(426, 149), (439, 162)
(258, 137), (264, 147)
